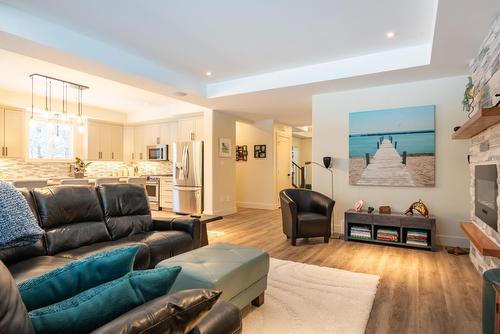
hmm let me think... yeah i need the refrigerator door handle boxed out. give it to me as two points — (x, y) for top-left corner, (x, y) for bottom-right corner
(185, 146), (190, 179)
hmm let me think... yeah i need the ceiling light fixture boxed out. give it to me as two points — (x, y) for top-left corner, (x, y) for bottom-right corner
(30, 73), (89, 126)
(205, 71), (212, 77)
(386, 31), (396, 39)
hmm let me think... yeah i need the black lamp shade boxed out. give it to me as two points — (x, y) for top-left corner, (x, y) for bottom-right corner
(323, 157), (332, 168)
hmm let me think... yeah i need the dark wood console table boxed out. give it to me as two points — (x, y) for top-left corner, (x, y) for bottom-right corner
(344, 209), (437, 251)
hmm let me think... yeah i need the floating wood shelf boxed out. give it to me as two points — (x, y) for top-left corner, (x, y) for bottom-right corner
(460, 222), (500, 257)
(452, 107), (500, 139)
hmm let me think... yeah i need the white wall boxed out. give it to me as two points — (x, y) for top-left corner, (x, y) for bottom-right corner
(204, 110), (237, 216)
(312, 75), (471, 247)
(236, 120), (276, 209)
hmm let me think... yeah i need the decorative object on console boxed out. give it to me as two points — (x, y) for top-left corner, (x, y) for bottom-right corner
(367, 206), (374, 213)
(445, 246), (470, 256)
(378, 206), (391, 214)
(218, 138), (232, 158)
(254, 145), (266, 158)
(72, 157), (91, 178)
(235, 145), (248, 161)
(354, 200), (364, 212)
(404, 199), (429, 218)
(349, 105), (435, 187)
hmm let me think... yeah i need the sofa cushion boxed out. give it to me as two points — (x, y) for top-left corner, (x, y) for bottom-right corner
(0, 260), (35, 334)
(90, 289), (222, 334)
(125, 231), (194, 267)
(297, 212), (329, 237)
(97, 184), (153, 240)
(55, 239), (151, 270)
(29, 266), (182, 334)
(18, 246), (140, 311)
(32, 186), (111, 254)
(9, 256), (73, 284)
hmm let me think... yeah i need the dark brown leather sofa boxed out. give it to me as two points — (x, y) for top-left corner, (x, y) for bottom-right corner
(0, 184), (242, 334)
(279, 188), (335, 246)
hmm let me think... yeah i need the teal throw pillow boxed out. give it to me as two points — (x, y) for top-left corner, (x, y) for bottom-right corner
(29, 266), (182, 334)
(18, 245), (139, 311)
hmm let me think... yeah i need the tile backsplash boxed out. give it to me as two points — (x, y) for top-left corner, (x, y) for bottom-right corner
(0, 158), (172, 179)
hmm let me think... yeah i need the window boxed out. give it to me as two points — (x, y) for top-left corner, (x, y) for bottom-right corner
(28, 118), (74, 160)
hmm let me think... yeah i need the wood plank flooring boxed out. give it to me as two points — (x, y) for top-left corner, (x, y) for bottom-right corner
(205, 208), (482, 334)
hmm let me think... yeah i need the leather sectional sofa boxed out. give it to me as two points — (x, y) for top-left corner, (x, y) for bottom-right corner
(0, 183), (242, 334)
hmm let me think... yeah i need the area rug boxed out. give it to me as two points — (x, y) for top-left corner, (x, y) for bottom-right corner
(242, 258), (380, 334)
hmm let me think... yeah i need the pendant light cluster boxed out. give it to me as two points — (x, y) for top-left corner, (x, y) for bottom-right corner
(29, 74), (89, 132)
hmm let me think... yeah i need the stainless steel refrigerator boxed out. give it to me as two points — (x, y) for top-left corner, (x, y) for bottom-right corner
(172, 141), (203, 214)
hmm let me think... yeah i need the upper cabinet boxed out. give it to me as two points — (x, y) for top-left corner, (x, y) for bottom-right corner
(177, 117), (204, 141)
(0, 108), (23, 158)
(87, 121), (123, 161)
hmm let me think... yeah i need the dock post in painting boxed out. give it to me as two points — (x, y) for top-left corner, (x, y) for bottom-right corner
(349, 105), (435, 187)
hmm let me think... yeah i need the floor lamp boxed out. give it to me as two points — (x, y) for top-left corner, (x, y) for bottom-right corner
(305, 157), (337, 238)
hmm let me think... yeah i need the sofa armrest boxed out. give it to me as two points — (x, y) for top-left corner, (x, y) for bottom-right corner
(279, 191), (298, 237)
(153, 217), (201, 248)
(91, 289), (221, 334)
(189, 301), (242, 334)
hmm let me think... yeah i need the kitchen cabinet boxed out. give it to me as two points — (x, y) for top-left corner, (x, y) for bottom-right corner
(177, 117), (204, 141)
(123, 126), (135, 161)
(134, 126), (146, 160)
(0, 108), (24, 158)
(159, 176), (173, 209)
(87, 121), (123, 161)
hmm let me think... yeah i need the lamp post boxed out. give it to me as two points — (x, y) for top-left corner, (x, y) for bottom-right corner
(305, 157), (336, 238)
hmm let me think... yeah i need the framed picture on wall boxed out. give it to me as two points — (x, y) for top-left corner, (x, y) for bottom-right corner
(349, 105), (435, 187)
(219, 138), (232, 158)
(254, 144), (267, 158)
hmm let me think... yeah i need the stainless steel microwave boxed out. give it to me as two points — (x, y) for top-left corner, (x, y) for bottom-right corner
(147, 145), (168, 161)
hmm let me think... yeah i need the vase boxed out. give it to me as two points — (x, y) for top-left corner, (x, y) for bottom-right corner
(74, 172), (84, 178)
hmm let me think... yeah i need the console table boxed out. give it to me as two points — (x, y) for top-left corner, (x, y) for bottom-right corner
(344, 209), (437, 251)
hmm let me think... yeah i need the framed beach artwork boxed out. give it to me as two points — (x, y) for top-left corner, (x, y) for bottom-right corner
(349, 105), (435, 187)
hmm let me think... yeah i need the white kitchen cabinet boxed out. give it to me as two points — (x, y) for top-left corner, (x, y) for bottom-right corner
(1, 109), (24, 158)
(159, 176), (173, 209)
(134, 126), (146, 161)
(87, 121), (123, 161)
(177, 117), (204, 141)
(123, 126), (135, 161)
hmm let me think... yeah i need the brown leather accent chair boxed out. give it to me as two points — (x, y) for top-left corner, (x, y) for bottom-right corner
(279, 188), (335, 246)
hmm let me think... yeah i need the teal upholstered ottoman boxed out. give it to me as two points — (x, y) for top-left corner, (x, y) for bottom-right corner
(156, 243), (270, 309)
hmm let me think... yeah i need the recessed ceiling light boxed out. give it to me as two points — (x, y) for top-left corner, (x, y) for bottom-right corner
(173, 91), (187, 97)
(205, 71), (212, 77)
(386, 31), (396, 39)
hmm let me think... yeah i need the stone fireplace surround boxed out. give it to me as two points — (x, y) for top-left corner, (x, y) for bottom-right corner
(469, 123), (500, 273)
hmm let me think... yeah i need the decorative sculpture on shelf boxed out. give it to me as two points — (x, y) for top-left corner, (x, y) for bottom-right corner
(405, 199), (429, 218)
(354, 200), (364, 212)
(462, 76), (477, 118)
(367, 206), (374, 214)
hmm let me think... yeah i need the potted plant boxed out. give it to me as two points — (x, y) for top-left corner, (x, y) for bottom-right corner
(73, 157), (91, 178)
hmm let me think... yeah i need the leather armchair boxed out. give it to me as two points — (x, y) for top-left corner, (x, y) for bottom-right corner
(279, 188), (335, 246)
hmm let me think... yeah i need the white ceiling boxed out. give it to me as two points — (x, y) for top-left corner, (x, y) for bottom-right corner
(0, 0), (497, 125)
(0, 49), (208, 118)
(0, 0), (437, 81)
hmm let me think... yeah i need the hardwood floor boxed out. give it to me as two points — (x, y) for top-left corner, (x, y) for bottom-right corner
(206, 208), (482, 334)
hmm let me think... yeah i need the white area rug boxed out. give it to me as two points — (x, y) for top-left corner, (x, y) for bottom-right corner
(243, 258), (380, 334)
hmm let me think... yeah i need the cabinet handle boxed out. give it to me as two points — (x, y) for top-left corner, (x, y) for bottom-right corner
(5, 147), (7, 156)
(112, 152), (114, 160)
(1, 147), (4, 156)
(140, 153), (143, 160)
(132, 153), (134, 160)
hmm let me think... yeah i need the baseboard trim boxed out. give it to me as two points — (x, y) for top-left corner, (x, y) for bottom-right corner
(212, 207), (238, 216)
(237, 201), (278, 210)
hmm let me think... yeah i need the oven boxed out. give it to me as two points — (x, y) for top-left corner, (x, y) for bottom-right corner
(145, 177), (160, 210)
(147, 145), (168, 161)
